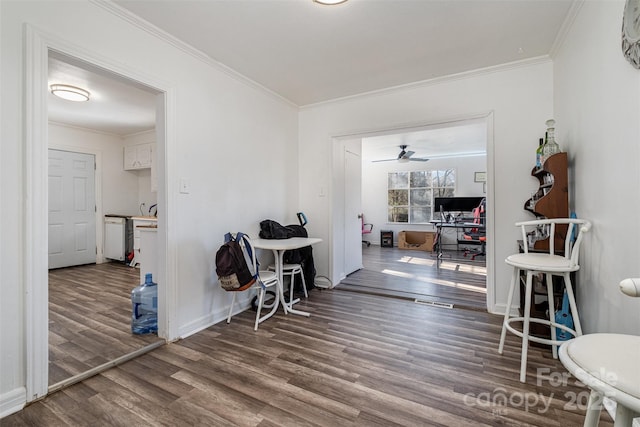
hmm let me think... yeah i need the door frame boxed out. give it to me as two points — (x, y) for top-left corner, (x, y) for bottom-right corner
(330, 113), (495, 313)
(24, 25), (179, 401)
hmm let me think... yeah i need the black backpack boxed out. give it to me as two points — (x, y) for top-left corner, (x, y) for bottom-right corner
(215, 232), (256, 291)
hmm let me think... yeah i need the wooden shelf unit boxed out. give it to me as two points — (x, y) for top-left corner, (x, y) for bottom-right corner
(523, 152), (569, 251)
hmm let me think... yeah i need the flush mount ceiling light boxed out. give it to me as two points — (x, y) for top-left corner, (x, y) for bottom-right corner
(313, 0), (348, 4)
(50, 84), (90, 102)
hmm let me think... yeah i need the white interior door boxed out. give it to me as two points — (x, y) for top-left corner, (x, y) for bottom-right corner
(48, 149), (96, 269)
(344, 148), (363, 275)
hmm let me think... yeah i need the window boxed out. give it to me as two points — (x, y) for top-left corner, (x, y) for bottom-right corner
(388, 169), (455, 223)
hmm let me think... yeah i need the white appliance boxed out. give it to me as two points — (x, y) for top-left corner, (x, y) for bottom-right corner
(104, 215), (131, 261)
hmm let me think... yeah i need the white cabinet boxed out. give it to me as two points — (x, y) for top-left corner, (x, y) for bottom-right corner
(124, 143), (152, 170)
(138, 228), (158, 285)
(129, 216), (157, 266)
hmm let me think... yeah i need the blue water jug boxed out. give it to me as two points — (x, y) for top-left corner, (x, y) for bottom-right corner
(131, 273), (158, 334)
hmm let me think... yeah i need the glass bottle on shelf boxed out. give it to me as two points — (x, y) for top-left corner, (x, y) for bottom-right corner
(542, 119), (561, 162)
(535, 137), (544, 168)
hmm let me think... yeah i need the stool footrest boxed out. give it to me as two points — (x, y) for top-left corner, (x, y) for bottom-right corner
(504, 317), (578, 346)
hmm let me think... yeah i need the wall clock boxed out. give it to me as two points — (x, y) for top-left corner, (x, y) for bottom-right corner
(622, 0), (640, 69)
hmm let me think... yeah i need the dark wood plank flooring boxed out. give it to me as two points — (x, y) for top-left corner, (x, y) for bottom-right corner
(6, 289), (611, 426)
(339, 245), (487, 310)
(49, 262), (163, 386)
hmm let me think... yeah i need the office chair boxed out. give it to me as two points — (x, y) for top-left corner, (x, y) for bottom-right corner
(361, 214), (373, 246)
(461, 198), (486, 260)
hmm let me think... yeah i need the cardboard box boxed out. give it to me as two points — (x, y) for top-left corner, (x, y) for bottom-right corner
(398, 231), (435, 251)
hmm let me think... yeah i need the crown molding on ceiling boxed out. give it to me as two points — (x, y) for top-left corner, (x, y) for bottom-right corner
(548, 0), (584, 59)
(90, 0), (298, 109)
(300, 55), (553, 110)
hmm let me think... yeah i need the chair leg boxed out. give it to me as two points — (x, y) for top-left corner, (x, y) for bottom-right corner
(499, 267), (519, 354)
(298, 268), (308, 298)
(519, 270), (534, 383)
(289, 272), (295, 305)
(546, 273), (558, 359)
(583, 390), (603, 427)
(227, 292), (237, 324)
(254, 287), (264, 331)
(563, 272), (582, 336)
(614, 402), (639, 427)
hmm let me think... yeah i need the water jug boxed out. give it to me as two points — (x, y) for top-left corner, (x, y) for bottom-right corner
(131, 273), (158, 334)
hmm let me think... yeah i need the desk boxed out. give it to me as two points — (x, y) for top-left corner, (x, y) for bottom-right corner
(430, 220), (485, 264)
(252, 237), (322, 317)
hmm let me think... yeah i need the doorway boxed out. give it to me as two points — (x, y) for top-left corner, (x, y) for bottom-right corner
(332, 115), (492, 310)
(25, 26), (175, 402)
(46, 51), (164, 390)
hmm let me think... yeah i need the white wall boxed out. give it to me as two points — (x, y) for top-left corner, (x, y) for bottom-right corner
(1, 0), (298, 412)
(362, 154), (487, 245)
(553, 0), (640, 334)
(299, 59), (554, 311)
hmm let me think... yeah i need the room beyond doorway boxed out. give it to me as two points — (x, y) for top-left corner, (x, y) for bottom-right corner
(338, 245), (486, 311)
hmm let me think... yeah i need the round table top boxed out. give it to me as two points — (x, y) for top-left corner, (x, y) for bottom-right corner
(559, 333), (640, 412)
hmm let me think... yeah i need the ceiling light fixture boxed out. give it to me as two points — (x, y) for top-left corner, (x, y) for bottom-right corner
(50, 84), (90, 102)
(313, 0), (348, 5)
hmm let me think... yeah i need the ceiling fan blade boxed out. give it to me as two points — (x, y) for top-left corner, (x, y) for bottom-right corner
(371, 158), (398, 163)
(403, 150), (415, 158)
(408, 157), (429, 162)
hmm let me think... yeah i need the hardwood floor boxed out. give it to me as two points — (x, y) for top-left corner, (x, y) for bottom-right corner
(49, 262), (163, 386)
(339, 245), (487, 310)
(6, 289), (611, 426)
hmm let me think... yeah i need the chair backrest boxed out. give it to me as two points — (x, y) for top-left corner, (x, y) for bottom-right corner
(361, 215), (373, 233)
(517, 218), (591, 268)
(235, 233), (258, 276)
(465, 198), (486, 235)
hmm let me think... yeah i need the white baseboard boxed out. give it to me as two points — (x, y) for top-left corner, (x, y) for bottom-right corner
(491, 302), (520, 317)
(178, 298), (251, 339)
(0, 387), (26, 419)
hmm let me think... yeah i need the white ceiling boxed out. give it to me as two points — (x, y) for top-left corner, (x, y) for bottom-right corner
(48, 0), (574, 143)
(362, 118), (487, 161)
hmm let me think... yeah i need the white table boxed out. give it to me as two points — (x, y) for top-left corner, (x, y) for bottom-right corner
(252, 237), (322, 317)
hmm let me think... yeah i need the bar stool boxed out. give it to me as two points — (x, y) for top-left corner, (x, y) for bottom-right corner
(559, 278), (640, 427)
(498, 218), (592, 383)
(269, 263), (308, 305)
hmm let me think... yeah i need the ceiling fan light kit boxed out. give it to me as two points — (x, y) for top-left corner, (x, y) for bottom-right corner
(50, 84), (90, 102)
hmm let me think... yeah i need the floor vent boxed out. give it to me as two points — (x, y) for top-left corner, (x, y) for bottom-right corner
(414, 299), (454, 309)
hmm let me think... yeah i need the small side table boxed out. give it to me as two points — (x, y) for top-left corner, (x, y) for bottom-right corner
(380, 230), (393, 247)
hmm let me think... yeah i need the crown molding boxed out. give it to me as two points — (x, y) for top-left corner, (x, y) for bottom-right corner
(301, 55), (553, 110)
(549, 0), (584, 59)
(90, 0), (298, 109)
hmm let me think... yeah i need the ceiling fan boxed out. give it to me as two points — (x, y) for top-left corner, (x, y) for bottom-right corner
(372, 144), (429, 163)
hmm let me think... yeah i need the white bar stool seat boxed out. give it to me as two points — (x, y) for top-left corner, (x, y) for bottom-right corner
(560, 333), (640, 426)
(498, 218), (591, 383)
